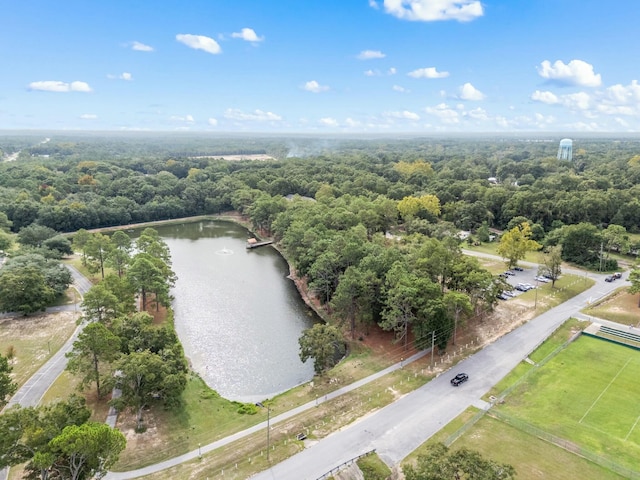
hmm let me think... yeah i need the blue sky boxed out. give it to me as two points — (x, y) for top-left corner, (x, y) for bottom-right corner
(2, 0), (639, 133)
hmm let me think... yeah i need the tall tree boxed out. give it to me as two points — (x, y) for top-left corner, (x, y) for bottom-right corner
(0, 353), (17, 408)
(497, 222), (541, 269)
(81, 283), (120, 324)
(66, 322), (121, 398)
(299, 323), (345, 375)
(111, 350), (186, 431)
(106, 230), (132, 278)
(443, 291), (472, 346)
(0, 266), (56, 314)
(45, 422), (126, 480)
(0, 395), (91, 474)
(404, 442), (516, 480)
(541, 245), (563, 288)
(628, 268), (640, 308)
(84, 233), (112, 280)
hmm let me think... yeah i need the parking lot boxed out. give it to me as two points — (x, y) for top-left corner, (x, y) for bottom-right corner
(498, 265), (550, 300)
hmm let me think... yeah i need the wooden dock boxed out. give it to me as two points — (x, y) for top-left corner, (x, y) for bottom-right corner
(246, 238), (274, 249)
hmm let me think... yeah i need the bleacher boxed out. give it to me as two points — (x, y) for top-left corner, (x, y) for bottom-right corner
(597, 325), (640, 346)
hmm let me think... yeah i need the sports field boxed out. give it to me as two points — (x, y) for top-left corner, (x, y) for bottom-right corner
(495, 335), (640, 471)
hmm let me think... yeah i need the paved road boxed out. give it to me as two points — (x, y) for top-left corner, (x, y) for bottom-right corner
(2, 257), (625, 480)
(251, 272), (623, 480)
(0, 265), (90, 480)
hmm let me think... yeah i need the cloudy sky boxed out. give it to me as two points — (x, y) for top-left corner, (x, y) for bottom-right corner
(2, 0), (639, 133)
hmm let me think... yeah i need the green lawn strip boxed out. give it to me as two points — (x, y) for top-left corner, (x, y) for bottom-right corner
(126, 367), (433, 478)
(483, 318), (588, 401)
(401, 406), (622, 480)
(357, 452), (392, 480)
(494, 336), (640, 471)
(113, 361), (433, 471)
(464, 242), (542, 264)
(583, 287), (640, 325)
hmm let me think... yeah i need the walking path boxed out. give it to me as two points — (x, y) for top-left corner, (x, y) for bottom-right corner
(2, 256), (628, 480)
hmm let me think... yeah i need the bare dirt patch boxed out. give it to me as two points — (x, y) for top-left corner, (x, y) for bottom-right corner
(0, 311), (79, 386)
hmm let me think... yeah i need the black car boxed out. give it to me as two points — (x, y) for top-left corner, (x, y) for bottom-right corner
(451, 373), (469, 386)
(605, 275), (614, 282)
(513, 266), (524, 271)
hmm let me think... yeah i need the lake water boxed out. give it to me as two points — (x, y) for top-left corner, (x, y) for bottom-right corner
(151, 220), (317, 402)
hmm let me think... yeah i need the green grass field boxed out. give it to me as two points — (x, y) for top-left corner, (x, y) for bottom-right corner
(495, 336), (640, 471)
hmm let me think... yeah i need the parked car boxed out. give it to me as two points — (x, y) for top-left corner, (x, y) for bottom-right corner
(515, 283), (529, 291)
(535, 276), (550, 283)
(503, 290), (515, 297)
(605, 275), (614, 282)
(513, 266), (524, 271)
(451, 373), (469, 386)
(504, 270), (515, 276)
(497, 293), (509, 300)
(613, 272), (622, 279)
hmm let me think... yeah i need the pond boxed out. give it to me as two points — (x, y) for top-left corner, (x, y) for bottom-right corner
(150, 220), (318, 402)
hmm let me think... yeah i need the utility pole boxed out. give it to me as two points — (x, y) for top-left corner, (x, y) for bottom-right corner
(430, 330), (436, 367)
(256, 402), (270, 460)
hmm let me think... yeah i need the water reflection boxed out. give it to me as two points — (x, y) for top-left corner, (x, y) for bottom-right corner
(151, 220), (317, 402)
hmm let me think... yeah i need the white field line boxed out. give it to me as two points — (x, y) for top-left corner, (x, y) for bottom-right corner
(625, 414), (640, 441)
(578, 357), (632, 425)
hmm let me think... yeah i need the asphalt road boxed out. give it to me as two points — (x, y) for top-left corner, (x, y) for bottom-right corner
(0, 265), (90, 480)
(251, 272), (622, 480)
(1, 258), (625, 480)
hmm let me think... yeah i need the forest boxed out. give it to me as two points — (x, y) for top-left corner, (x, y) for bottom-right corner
(1, 132), (639, 352)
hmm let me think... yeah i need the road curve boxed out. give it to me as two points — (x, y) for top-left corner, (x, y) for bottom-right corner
(0, 264), (91, 480)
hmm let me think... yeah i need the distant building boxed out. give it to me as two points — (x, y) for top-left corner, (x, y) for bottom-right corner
(557, 138), (573, 161)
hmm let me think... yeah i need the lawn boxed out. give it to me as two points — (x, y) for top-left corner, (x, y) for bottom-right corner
(403, 407), (624, 480)
(0, 311), (79, 389)
(494, 336), (640, 471)
(583, 287), (640, 326)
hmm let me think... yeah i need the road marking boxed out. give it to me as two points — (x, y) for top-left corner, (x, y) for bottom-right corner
(578, 357), (632, 424)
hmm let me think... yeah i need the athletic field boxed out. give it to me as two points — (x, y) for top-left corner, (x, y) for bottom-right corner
(495, 335), (640, 471)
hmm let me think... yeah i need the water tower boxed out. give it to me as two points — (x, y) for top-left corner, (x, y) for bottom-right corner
(557, 138), (573, 161)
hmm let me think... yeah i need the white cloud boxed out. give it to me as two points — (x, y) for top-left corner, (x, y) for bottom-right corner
(381, 0), (483, 22)
(392, 85), (409, 93)
(130, 41), (153, 52)
(170, 114), (195, 123)
(425, 103), (460, 123)
(458, 82), (485, 100)
(231, 28), (264, 43)
(302, 80), (329, 93)
(345, 117), (361, 127)
(176, 34), (222, 54)
(319, 117), (339, 127)
(531, 90), (559, 104)
(364, 69), (380, 77)
(561, 92), (592, 111)
(384, 110), (420, 120)
(108, 72), (133, 81)
(28, 81), (92, 92)
(388, 67), (397, 75)
(466, 107), (488, 121)
(357, 50), (386, 60)
(80, 114), (97, 120)
(208, 118), (218, 126)
(537, 59), (602, 87)
(224, 108), (282, 122)
(408, 67), (449, 79)
(369, 0), (379, 9)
